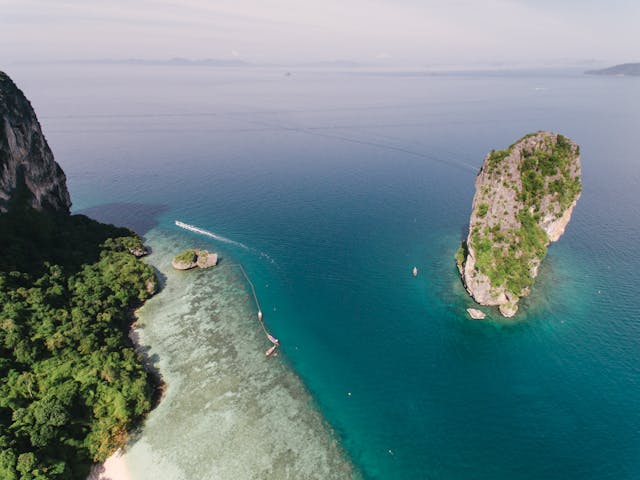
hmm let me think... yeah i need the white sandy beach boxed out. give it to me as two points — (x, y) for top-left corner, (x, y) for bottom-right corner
(87, 451), (132, 480)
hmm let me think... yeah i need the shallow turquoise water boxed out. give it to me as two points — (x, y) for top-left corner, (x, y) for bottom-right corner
(125, 229), (356, 479)
(9, 65), (640, 479)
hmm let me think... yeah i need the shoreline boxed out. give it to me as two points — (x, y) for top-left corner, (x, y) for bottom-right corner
(85, 244), (164, 480)
(87, 450), (132, 480)
(117, 228), (358, 479)
(129, 320), (167, 405)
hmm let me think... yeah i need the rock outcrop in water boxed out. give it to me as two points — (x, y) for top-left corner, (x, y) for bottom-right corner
(456, 132), (581, 317)
(466, 308), (486, 320)
(0, 71), (71, 213)
(172, 249), (218, 270)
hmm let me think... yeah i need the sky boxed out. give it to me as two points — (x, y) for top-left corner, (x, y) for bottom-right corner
(0, 0), (638, 67)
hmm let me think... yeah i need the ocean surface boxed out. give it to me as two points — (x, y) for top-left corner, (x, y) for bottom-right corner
(8, 64), (640, 479)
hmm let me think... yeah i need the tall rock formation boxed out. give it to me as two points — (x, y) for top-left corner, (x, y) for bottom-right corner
(456, 132), (581, 317)
(0, 71), (71, 213)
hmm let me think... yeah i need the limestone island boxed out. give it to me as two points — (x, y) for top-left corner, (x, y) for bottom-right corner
(456, 131), (582, 317)
(172, 248), (218, 270)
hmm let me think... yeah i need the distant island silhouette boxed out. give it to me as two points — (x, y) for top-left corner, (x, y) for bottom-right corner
(585, 62), (640, 76)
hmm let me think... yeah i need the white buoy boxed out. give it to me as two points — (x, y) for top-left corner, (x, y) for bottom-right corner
(258, 310), (263, 321)
(412, 266), (418, 277)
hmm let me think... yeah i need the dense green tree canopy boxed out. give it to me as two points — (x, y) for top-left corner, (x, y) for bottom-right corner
(0, 206), (158, 479)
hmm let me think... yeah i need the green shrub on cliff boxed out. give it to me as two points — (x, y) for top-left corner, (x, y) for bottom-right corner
(519, 134), (582, 212)
(0, 208), (158, 479)
(477, 203), (489, 218)
(455, 242), (467, 268)
(173, 249), (197, 264)
(487, 148), (510, 172)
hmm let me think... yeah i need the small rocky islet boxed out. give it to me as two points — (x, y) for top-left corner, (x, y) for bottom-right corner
(457, 131), (582, 318)
(172, 248), (218, 270)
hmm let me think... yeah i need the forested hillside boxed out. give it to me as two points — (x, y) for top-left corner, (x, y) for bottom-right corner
(0, 204), (158, 479)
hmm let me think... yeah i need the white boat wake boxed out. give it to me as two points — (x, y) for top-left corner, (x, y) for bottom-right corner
(175, 220), (250, 250)
(175, 220), (280, 355)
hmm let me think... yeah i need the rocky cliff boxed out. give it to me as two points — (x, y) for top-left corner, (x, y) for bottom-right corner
(456, 132), (581, 317)
(0, 71), (71, 213)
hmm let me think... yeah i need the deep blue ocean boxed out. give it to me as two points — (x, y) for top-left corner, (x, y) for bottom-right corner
(9, 65), (640, 479)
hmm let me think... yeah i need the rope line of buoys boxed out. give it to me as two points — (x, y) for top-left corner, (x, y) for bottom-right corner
(218, 264), (279, 357)
(173, 220), (279, 356)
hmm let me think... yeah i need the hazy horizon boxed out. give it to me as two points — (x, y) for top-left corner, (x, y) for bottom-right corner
(1, 0), (638, 68)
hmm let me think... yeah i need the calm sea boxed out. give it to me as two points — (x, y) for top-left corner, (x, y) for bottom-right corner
(8, 64), (640, 479)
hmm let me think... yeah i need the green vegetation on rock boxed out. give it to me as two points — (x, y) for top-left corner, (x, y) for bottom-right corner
(518, 134), (582, 212)
(173, 249), (197, 265)
(487, 148), (511, 172)
(455, 242), (467, 269)
(0, 206), (158, 479)
(472, 210), (548, 295)
(477, 203), (489, 218)
(457, 132), (581, 313)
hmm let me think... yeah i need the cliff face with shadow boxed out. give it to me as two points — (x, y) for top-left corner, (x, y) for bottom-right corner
(0, 71), (159, 480)
(0, 71), (71, 213)
(456, 132), (581, 317)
